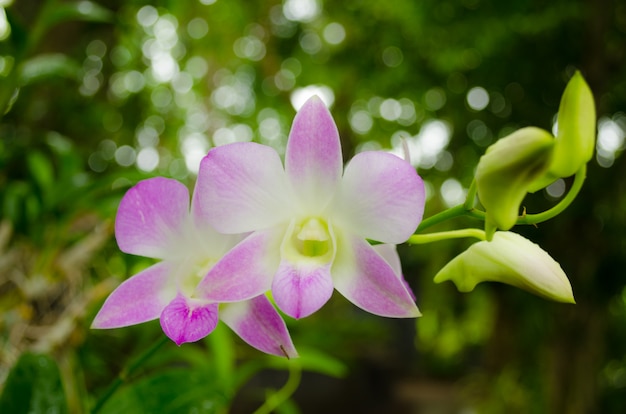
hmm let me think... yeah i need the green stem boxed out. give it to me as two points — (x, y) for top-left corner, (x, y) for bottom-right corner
(463, 179), (478, 210)
(91, 335), (169, 414)
(416, 204), (485, 233)
(253, 362), (302, 414)
(408, 228), (486, 244)
(414, 164), (586, 234)
(516, 164), (587, 225)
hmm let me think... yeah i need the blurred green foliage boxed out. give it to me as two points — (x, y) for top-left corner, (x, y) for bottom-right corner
(1, 0), (626, 413)
(0, 353), (68, 413)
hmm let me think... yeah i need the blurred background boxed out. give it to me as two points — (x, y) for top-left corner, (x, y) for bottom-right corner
(1, 0), (625, 413)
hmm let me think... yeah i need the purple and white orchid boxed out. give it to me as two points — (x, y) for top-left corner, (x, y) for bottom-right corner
(92, 177), (297, 358)
(195, 96), (425, 319)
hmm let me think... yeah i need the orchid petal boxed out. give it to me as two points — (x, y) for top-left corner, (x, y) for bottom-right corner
(333, 151), (425, 244)
(272, 259), (334, 319)
(115, 178), (190, 259)
(220, 295), (298, 358)
(195, 228), (282, 302)
(160, 294), (219, 346)
(190, 179), (246, 257)
(92, 262), (175, 329)
(196, 143), (293, 234)
(373, 244), (416, 301)
(333, 233), (420, 318)
(372, 244), (402, 276)
(285, 96), (343, 213)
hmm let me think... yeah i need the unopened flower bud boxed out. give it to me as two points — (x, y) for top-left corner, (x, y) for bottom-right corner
(550, 71), (596, 178)
(434, 231), (575, 303)
(476, 127), (554, 230)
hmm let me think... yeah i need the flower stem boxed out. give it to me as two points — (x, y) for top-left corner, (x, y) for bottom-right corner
(91, 335), (169, 414)
(408, 228), (486, 244)
(253, 361), (302, 414)
(463, 179), (478, 210)
(414, 164), (586, 236)
(516, 164), (587, 225)
(416, 204), (485, 233)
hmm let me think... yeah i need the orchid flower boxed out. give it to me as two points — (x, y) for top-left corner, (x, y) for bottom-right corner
(195, 96), (425, 319)
(92, 177), (297, 358)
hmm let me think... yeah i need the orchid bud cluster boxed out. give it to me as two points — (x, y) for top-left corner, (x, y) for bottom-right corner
(93, 72), (595, 357)
(476, 71), (596, 233)
(428, 71), (595, 304)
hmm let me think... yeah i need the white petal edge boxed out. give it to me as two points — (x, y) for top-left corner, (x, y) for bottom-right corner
(333, 151), (425, 244)
(332, 232), (420, 318)
(115, 177), (190, 260)
(195, 143), (294, 234)
(92, 262), (176, 329)
(285, 95), (343, 215)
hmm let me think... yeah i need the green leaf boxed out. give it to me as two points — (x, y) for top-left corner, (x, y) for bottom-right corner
(206, 323), (236, 390)
(267, 347), (349, 378)
(0, 353), (68, 414)
(45, 132), (82, 181)
(40, 1), (114, 28)
(19, 54), (82, 86)
(27, 151), (54, 192)
(296, 347), (349, 378)
(3, 181), (33, 226)
(4, 8), (29, 56)
(98, 368), (228, 414)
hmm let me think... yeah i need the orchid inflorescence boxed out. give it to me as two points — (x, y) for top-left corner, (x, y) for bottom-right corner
(93, 71), (595, 357)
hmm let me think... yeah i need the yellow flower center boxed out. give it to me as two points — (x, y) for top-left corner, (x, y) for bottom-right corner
(180, 257), (217, 297)
(295, 218), (331, 257)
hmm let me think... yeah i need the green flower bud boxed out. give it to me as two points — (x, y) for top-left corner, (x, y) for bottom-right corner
(526, 170), (559, 194)
(476, 127), (554, 230)
(550, 71), (596, 178)
(434, 231), (575, 303)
